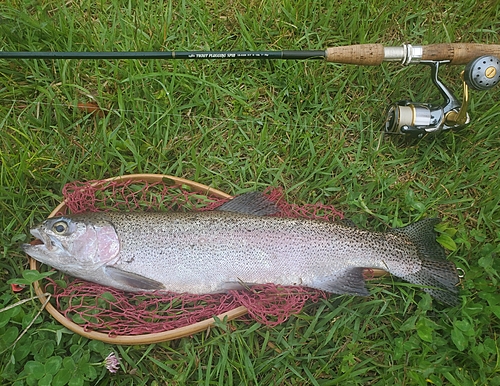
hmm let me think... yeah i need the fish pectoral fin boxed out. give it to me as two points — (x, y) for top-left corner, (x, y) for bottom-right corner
(216, 192), (279, 216)
(317, 268), (369, 296)
(105, 266), (166, 291)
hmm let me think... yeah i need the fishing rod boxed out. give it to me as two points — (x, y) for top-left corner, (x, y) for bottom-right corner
(2, 43), (500, 138)
(2, 43), (500, 64)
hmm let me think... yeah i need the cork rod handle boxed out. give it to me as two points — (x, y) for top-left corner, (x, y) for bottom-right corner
(422, 43), (500, 64)
(325, 44), (385, 65)
(325, 43), (500, 65)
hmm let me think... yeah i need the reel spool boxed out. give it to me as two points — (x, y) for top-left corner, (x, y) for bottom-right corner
(385, 55), (500, 138)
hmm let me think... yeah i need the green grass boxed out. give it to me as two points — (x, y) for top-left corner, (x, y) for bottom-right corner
(1, 0), (499, 384)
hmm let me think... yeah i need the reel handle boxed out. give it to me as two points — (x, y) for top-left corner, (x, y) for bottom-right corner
(325, 43), (500, 65)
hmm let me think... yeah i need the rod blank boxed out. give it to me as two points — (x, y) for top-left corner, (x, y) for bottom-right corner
(0, 50), (326, 60)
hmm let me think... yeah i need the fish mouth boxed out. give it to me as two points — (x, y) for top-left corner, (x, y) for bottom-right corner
(30, 227), (58, 251)
(23, 227), (59, 255)
(22, 236), (62, 266)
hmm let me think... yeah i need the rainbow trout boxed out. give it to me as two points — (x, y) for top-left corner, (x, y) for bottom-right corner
(23, 192), (459, 305)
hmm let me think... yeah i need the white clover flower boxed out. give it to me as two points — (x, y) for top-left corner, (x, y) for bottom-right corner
(104, 352), (120, 373)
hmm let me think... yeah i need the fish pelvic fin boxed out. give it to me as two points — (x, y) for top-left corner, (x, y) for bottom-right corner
(390, 218), (460, 306)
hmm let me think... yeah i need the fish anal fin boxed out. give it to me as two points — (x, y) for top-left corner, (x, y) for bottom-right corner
(105, 266), (166, 291)
(314, 268), (369, 296)
(216, 192), (279, 216)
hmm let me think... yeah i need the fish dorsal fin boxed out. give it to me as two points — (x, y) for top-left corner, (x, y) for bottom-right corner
(216, 192), (279, 216)
(105, 266), (166, 291)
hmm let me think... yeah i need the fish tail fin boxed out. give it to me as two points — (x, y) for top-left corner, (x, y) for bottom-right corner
(390, 218), (460, 306)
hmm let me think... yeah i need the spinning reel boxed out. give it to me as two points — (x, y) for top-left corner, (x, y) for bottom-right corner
(385, 55), (500, 138)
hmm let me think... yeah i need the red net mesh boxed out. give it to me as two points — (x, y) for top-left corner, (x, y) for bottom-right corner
(40, 178), (343, 336)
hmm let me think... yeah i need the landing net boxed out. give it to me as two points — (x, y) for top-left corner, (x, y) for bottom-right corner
(39, 178), (343, 336)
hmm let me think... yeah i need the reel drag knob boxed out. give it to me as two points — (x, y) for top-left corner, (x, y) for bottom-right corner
(464, 55), (500, 90)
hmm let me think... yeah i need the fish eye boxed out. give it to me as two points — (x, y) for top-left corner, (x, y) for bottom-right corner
(52, 221), (69, 235)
